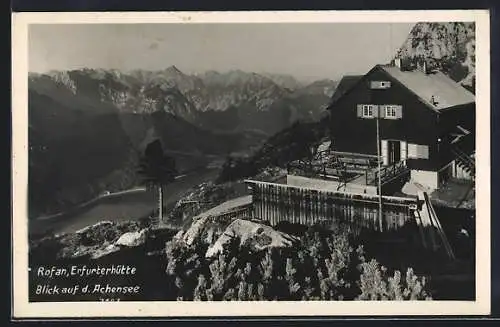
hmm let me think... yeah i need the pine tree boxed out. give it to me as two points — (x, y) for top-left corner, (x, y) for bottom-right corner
(260, 249), (274, 282)
(223, 288), (235, 301)
(237, 280), (247, 301)
(356, 260), (432, 300)
(257, 283), (265, 300)
(193, 274), (208, 301)
(285, 258), (300, 298)
(137, 139), (177, 225)
(208, 254), (237, 300)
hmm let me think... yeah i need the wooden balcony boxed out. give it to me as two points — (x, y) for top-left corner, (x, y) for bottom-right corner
(288, 156), (409, 189)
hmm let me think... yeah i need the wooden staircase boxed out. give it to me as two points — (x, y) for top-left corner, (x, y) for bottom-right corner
(451, 146), (475, 179)
(414, 191), (455, 260)
(450, 131), (475, 179)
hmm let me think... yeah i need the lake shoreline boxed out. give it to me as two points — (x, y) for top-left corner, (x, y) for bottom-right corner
(29, 167), (221, 237)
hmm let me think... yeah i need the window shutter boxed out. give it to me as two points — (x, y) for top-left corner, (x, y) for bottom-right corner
(395, 105), (403, 119)
(356, 104), (362, 117)
(408, 144), (429, 159)
(400, 141), (407, 161)
(379, 105), (386, 118)
(408, 143), (418, 158)
(417, 145), (423, 159)
(418, 145), (429, 159)
(372, 105), (379, 118)
(381, 140), (388, 165)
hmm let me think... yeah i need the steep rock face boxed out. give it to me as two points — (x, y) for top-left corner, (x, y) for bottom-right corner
(395, 22), (475, 92)
(130, 66), (208, 117)
(30, 67), (336, 133)
(195, 75), (336, 135)
(131, 68), (287, 113)
(298, 79), (337, 98)
(198, 70), (291, 112)
(31, 69), (201, 124)
(261, 73), (304, 91)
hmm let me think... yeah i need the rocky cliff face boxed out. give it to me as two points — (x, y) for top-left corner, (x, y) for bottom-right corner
(395, 22), (475, 92)
(31, 68), (201, 124)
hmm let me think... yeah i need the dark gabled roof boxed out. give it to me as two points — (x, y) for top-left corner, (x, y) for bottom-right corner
(327, 65), (475, 112)
(379, 65), (475, 111)
(329, 75), (363, 105)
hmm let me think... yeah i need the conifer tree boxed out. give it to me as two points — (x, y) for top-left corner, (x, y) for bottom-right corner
(137, 139), (177, 225)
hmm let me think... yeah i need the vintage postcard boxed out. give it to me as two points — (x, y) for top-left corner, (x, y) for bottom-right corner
(12, 10), (490, 318)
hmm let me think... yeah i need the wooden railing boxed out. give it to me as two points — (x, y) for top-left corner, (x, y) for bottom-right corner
(451, 147), (475, 177)
(288, 160), (366, 181)
(330, 151), (380, 160)
(208, 203), (254, 222)
(288, 151), (385, 182)
(337, 156), (379, 168)
(366, 161), (409, 186)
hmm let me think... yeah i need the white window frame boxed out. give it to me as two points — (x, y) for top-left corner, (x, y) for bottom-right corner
(362, 104), (374, 118)
(385, 105), (397, 118)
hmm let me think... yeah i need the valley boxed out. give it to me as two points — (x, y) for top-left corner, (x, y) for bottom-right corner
(28, 67), (333, 218)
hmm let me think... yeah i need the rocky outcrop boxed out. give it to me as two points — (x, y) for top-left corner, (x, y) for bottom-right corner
(115, 229), (148, 247)
(205, 219), (298, 258)
(395, 22), (475, 91)
(30, 221), (147, 260)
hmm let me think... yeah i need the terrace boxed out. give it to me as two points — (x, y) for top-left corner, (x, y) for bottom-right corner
(286, 148), (410, 195)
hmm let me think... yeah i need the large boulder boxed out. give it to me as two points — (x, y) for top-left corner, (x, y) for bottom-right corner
(115, 229), (147, 247)
(181, 196), (253, 246)
(205, 219), (298, 258)
(183, 216), (211, 246)
(91, 243), (120, 259)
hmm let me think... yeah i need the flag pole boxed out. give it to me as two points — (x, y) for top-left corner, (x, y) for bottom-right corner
(376, 106), (383, 232)
(370, 80), (390, 232)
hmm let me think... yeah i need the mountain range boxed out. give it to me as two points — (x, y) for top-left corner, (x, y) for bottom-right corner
(31, 67), (335, 131)
(28, 67), (336, 217)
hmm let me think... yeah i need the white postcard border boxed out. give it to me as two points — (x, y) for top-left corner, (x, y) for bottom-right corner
(12, 10), (491, 318)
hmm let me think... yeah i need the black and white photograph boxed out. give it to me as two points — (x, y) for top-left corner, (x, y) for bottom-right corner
(12, 10), (490, 317)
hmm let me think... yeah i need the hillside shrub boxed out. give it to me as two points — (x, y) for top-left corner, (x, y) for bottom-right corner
(163, 223), (432, 301)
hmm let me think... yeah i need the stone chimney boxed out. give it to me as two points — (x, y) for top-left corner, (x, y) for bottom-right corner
(430, 95), (439, 107)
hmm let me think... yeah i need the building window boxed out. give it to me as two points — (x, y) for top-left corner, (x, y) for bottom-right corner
(385, 105), (397, 118)
(382, 104), (402, 119)
(362, 105), (374, 118)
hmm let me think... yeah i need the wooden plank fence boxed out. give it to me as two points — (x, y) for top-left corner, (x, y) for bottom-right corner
(245, 179), (419, 233)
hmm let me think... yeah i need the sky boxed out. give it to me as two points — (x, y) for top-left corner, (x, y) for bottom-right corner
(29, 23), (415, 82)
